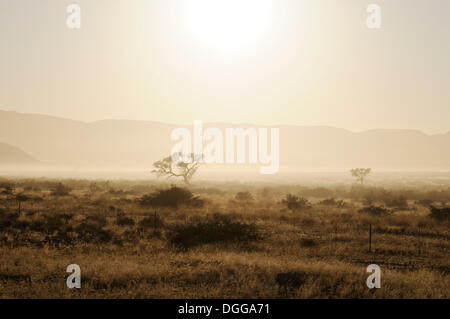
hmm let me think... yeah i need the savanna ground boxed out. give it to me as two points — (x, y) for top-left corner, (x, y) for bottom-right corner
(0, 177), (448, 298)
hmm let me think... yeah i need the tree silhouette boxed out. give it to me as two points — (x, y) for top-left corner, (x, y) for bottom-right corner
(152, 153), (202, 185)
(350, 168), (371, 185)
(15, 193), (29, 214)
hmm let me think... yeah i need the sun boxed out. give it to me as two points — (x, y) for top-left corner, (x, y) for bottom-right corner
(181, 0), (274, 53)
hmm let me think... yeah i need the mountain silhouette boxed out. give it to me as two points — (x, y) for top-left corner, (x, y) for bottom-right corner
(0, 142), (37, 164)
(0, 110), (449, 170)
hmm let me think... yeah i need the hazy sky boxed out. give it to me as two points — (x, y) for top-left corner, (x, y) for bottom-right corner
(1, 0), (449, 134)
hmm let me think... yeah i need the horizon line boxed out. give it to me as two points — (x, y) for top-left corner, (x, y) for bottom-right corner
(1, 108), (449, 136)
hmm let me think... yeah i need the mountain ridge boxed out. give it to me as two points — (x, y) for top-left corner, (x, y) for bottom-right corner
(0, 109), (449, 170)
(0, 142), (37, 164)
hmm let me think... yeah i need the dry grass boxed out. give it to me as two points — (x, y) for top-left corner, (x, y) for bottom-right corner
(0, 178), (448, 298)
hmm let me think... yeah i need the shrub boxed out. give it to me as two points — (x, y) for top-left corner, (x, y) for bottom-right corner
(0, 183), (14, 195)
(86, 214), (107, 227)
(300, 238), (317, 247)
(44, 214), (66, 233)
(429, 206), (450, 221)
(15, 194), (29, 202)
(300, 217), (315, 227)
(75, 222), (113, 244)
(51, 226), (76, 245)
(282, 194), (311, 211)
(0, 212), (19, 230)
(51, 183), (72, 196)
(276, 272), (308, 289)
(28, 220), (46, 232)
(319, 198), (346, 208)
(169, 215), (261, 250)
(12, 220), (29, 231)
(139, 187), (204, 209)
(358, 205), (393, 216)
(116, 213), (135, 226)
(235, 191), (253, 202)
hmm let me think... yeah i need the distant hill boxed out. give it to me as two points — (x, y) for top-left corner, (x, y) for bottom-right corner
(0, 109), (449, 170)
(0, 142), (37, 164)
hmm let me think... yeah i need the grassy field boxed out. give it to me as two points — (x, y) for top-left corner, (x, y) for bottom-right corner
(0, 178), (448, 298)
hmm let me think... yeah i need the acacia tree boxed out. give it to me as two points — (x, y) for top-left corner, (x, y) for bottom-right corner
(350, 168), (371, 185)
(152, 153), (201, 185)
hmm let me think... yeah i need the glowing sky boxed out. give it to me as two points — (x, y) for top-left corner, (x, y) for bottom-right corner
(1, 0), (449, 134)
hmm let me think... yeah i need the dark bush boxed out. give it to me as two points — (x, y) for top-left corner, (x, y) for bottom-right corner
(108, 188), (127, 196)
(116, 213), (135, 226)
(0, 212), (19, 230)
(429, 206), (450, 221)
(358, 205), (393, 216)
(86, 214), (107, 227)
(51, 226), (75, 245)
(26, 213), (72, 234)
(12, 220), (29, 231)
(44, 215), (66, 233)
(282, 194), (311, 211)
(300, 238), (317, 247)
(319, 198), (346, 208)
(75, 222), (113, 244)
(0, 219), (12, 230)
(51, 183), (72, 196)
(169, 215), (261, 250)
(139, 187), (204, 209)
(28, 220), (46, 232)
(235, 191), (253, 202)
(300, 217), (315, 227)
(276, 272), (309, 289)
(32, 196), (45, 203)
(15, 194), (29, 202)
(0, 183), (14, 195)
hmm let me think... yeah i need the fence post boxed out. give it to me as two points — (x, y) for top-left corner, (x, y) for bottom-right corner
(369, 224), (372, 252)
(418, 227), (421, 255)
(154, 211), (157, 230)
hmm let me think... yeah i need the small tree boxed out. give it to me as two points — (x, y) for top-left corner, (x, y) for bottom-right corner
(152, 153), (201, 185)
(350, 168), (371, 185)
